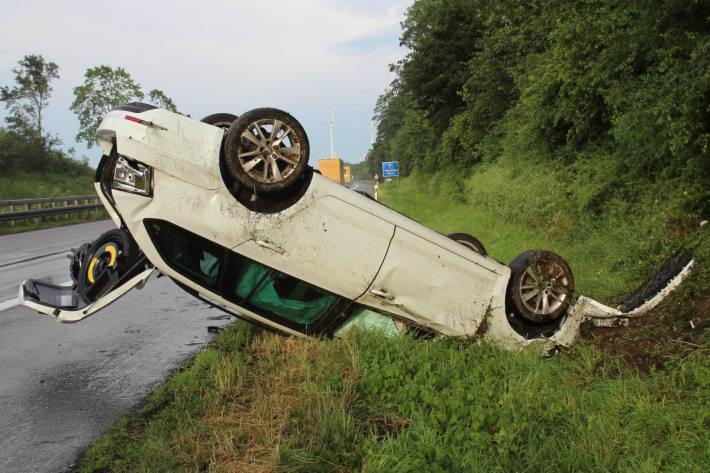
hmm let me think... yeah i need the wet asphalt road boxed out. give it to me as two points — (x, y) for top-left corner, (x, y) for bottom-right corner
(0, 221), (233, 472)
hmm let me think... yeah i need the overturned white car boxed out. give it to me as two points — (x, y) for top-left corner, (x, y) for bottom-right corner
(19, 104), (693, 349)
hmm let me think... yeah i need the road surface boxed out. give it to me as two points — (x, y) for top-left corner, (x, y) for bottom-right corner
(0, 221), (233, 472)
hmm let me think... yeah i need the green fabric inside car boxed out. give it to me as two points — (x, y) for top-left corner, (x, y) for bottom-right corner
(234, 262), (336, 325)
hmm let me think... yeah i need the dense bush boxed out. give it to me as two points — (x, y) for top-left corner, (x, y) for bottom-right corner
(367, 0), (710, 220)
(0, 127), (93, 178)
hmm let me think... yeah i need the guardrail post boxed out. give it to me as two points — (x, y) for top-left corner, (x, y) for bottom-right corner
(9, 204), (14, 226)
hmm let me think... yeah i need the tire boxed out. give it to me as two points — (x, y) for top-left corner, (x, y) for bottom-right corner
(446, 232), (487, 256)
(77, 229), (139, 302)
(223, 108), (309, 194)
(507, 250), (574, 324)
(201, 113), (238, 130)
(357, 190), (375, 201)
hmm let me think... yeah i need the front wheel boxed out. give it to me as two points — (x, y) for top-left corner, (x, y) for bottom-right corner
(507, 250), (574, 324)
(223, 108), (309, 194)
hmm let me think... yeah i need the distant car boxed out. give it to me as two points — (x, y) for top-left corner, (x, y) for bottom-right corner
(20, 103), (581, 348)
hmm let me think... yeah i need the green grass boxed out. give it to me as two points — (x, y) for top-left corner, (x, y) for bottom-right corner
(78, 324), (710, 472)
(357, 333), (710, 473)
(76, 170), (710, 472)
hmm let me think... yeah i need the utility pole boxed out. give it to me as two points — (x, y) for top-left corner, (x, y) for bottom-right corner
(329, 107), (336, 159)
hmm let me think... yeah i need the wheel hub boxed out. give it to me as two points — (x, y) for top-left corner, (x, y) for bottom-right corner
(519, 264), (569, 316)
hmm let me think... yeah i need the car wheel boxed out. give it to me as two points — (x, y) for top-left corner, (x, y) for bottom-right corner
(77, 229), (138, 302)
(507, 250), (574, 324)
(201, 113), (238, 130)
(357, 190), (375, 201)
(223, 108), (309, 194)
(446, 232), (487, 256)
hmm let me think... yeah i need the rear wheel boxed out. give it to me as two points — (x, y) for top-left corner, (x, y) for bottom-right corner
(76, 229), (139, 302)
(223, 108), (309, 194)
(507, 250), (574, 324)
(201, 113), (238, 130)
(446, 232), (486, 256)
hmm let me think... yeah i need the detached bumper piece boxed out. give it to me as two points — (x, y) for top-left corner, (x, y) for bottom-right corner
(20, 227), (156, 322)
(575, 254), (694, 329)
(20, 266), (154, 322)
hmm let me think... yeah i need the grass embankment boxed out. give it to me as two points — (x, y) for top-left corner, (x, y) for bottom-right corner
(78, 170), (710, 472)
(0, 171), (106, 235)
(80, 326), (710, 472)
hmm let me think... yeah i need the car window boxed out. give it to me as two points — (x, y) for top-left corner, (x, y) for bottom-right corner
(226, 254), (338, 326)
(146, 219), (338, 328)
(146, 220), (222, 289)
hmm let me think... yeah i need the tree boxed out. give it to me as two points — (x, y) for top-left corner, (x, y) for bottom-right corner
(70, 66), (144, 147)
(71, 66), (178, 147)
(0, 54), (59, 145)
(397, 0), (486, 130)
(147, 89), (177, 112)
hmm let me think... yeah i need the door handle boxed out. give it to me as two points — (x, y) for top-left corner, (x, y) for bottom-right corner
(256, 240), (285, 254)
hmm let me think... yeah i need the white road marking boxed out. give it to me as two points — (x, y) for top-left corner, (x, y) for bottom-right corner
(0, 297), (19, 311)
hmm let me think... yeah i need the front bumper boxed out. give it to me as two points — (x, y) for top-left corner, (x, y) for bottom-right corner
(20, 267), (154, 323)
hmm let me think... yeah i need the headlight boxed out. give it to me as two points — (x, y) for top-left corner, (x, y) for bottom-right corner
(113, 156), (152, 196)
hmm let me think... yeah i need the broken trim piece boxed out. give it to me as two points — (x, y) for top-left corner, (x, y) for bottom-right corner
(578, 258), (694, 328)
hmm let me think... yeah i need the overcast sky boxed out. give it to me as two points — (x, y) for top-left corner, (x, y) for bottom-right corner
(0, 0), (412, 167)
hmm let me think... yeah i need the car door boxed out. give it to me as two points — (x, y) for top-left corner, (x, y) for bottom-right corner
(233, 195), (395, 300)
(355, 227), (511, 336)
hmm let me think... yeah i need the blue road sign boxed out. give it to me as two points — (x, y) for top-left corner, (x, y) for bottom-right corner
(382, 161), (399, 177)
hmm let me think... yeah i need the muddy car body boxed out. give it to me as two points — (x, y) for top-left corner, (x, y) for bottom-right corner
(21, 104), (588, 348)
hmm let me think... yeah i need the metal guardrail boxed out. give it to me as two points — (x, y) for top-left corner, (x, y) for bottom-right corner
(0, 195), (98, 207)
(0, 195), (105, 224)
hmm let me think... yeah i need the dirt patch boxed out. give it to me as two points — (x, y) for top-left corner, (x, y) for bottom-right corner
(581, 290), (710, 373)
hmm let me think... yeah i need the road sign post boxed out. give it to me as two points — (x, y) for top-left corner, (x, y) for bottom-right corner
(382, 161), (399, 178)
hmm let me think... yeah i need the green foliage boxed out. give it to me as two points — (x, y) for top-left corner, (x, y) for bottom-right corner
(147, 89), (177, 112)
(0, 54), (59, 144)
(344, 160), (368, 180)
(0, 127), (93, 179)
(71, 65), (144, 147)
(368, 0), (710, 218)
(368, 90), (439, 177)
(398, 0), (487, 130)
(71, 66), (178, 147)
